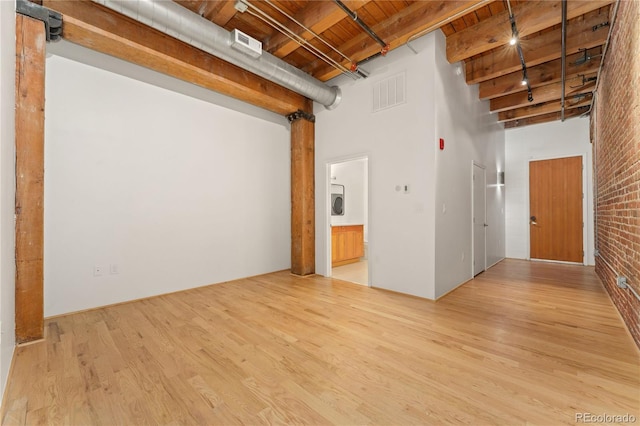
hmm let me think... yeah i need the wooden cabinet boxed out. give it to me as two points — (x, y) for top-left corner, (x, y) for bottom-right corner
(332, 225), (364, 267)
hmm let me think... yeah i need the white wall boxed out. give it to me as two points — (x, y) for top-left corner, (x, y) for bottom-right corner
(330, 158), (368, 241)
(47, 40), (285, 127)
(433, 31), (506, 298)
(44, 55), (291, 317)
(505, 118), (595, 264)
(316, 34), (437, 298)
(0, 0), (16, 398)
(316, 32), (505, 300)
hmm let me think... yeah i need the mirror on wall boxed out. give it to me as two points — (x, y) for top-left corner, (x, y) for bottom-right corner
(331, 184), (345, 216)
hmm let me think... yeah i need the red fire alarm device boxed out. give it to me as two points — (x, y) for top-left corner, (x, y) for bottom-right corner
(439, 138), (445, 150)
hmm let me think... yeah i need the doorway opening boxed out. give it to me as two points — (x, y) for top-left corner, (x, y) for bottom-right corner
(328, 157), (369, 286)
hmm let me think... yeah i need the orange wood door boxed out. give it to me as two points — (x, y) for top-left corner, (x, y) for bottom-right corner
(529, 156), (583, 263)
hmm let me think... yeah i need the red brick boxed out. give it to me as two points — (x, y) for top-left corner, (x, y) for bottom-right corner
(592, 0), (640, 349)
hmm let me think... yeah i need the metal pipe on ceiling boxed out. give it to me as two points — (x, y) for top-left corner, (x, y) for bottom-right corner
(560, 0), (567, 121)
(241, 0), (363, 79)
(92, 0), (342, 110)
(260, 0), (354, 65)
(332, 0), (389, 54)
(583, 0), (620, 118)
(242, 2), (356, 79)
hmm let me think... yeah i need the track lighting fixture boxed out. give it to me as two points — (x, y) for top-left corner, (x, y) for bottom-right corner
(506, 0), (533, 103)
(509, 12), (518, 46)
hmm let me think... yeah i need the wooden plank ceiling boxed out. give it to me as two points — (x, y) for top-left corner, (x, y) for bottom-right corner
(171, 0), (613, 128)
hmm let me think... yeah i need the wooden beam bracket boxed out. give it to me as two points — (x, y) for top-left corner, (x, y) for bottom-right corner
(16, 0), (62, 42)
(287, 109), (316, 123)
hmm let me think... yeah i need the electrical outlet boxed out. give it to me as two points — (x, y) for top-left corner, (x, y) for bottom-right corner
(110, 264), (119, 275)
(93, 265), (104, 277)
(616, 276), (628, 289)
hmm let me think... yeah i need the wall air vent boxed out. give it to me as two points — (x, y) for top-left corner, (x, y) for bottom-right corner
(373, 72), (406, 113)
(231, 29), (262, 58)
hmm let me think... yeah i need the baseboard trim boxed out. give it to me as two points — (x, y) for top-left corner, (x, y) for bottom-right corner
(45, 268), (294, 321)
(0, 345), (18, 417)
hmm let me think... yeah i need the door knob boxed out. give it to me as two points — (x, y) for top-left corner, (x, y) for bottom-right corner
(530, 215), (537, 225)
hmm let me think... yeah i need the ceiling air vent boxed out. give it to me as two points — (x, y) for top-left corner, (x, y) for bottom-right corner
(231, 29), (262, 58)
(373, 72), (406, 113)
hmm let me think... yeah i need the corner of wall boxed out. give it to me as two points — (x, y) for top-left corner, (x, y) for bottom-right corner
(431, 28), (505, 298)
(315, 33), (438, 299)
(0, 0), (17, 398)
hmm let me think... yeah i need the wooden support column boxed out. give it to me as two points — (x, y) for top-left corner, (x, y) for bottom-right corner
(15, 14), (46, 343)
(289, 103), (315, 276)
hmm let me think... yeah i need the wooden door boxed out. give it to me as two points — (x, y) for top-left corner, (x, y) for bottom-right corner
(529, 156), (583, 263)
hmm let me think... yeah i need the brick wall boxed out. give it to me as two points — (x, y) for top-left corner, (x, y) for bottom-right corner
(592, 0), (640, 348)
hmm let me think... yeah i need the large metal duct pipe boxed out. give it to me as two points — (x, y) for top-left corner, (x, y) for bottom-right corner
(93, 0), (342, 110)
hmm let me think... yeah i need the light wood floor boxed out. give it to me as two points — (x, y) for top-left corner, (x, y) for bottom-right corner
(2, 259), (639, 425)
(332, 260), (368, 286)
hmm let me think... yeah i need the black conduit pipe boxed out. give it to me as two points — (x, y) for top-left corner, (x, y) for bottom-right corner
(333, 0), (389, 54)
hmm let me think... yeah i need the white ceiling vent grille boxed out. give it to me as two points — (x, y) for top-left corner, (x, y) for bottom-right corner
(231, 29), (262, 58)
(373, 72), (406, 113)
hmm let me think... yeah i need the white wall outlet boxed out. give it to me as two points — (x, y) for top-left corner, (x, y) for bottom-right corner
(110, 264), (119, 275)
(616, 276), (628, 289)
(93, 265), (104, 277)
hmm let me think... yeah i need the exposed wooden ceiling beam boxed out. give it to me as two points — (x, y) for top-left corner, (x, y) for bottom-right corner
(43, 0), (308, 116)
(264, 0), (372, 58)
(504, 106), (590, 128)
(174, 1), (238, 27)
(201, 1), (238, 27)
(479, 46), (602, 99)
(498, 94), (592, 122)
(490, 74), (596, 112)
(307, 0), (488, 81)
(466, 9), (610, 84)
(447, 0), (612, 63)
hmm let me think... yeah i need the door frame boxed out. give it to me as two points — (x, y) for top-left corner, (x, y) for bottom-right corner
(526, 154), (588, 265)
(472, 162), (487, 277)
(325, 154), (371, 286)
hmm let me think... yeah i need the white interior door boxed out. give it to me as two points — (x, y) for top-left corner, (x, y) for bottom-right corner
(473, 164), (487, 276)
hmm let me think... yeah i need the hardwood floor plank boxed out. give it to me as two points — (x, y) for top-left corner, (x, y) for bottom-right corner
(1, 259), (638, 425)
